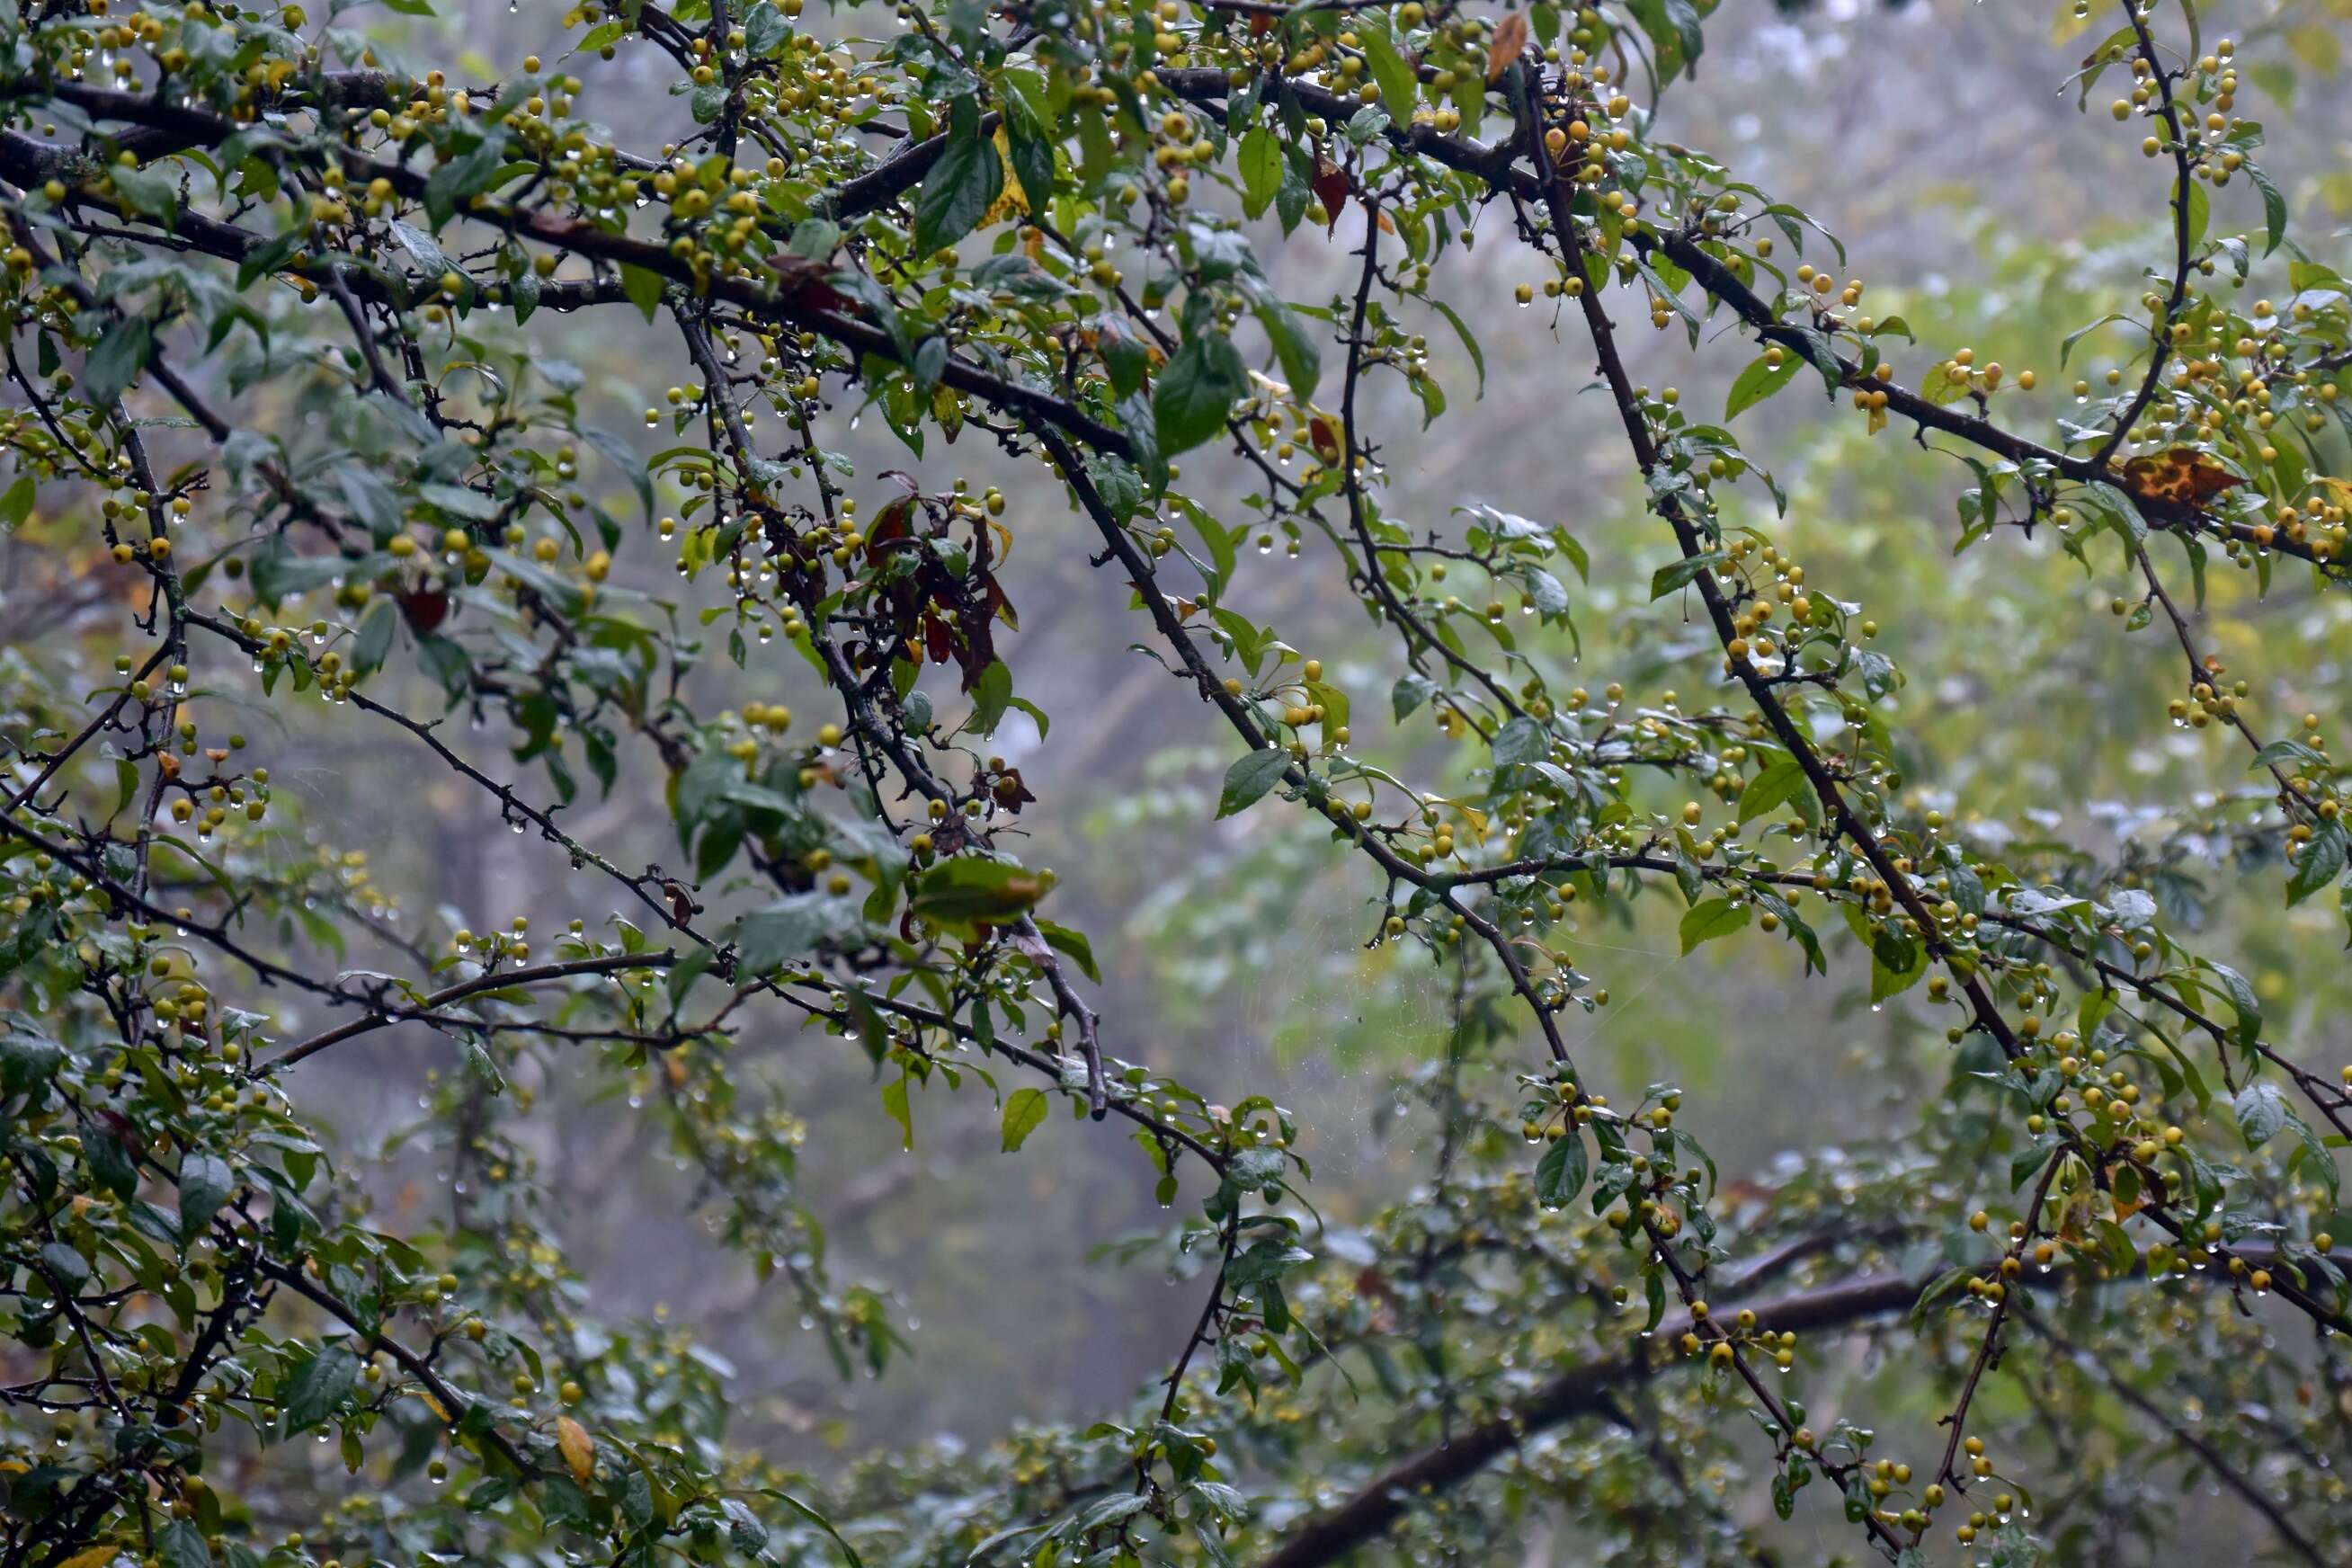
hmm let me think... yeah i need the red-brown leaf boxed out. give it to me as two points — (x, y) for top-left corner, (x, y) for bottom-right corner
(1485, 12), (1529, 82)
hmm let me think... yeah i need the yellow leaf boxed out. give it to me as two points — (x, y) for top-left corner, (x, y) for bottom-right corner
(981, 127), (1029, 227)
(557, 1414), (596, 1483)
(55, 1547), (128, 1568)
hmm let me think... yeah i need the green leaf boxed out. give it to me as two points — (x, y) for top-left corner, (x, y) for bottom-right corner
(178, 1153), (233, 1243)
(1650, 552), (1722, 601)
(732, 894), (863, 973)
(1679, 897), (1750, 954)
(1076, 1493), (1152, 1535)
(2059, 312), (2132, 370)
(110, 163), (181, 226)
(2248, 738), (2330, 771)
(1154, 334), (1249, 456)
(762, 1490), (866, 1568)
(907, 857), (1046, 937)
(1725, 352), (1800, 420)
(83, 316), (154, 408)
(484, 548), (584, 616)
(85, 1124), (138, 1198)
(423, 134), (510, 229)
(881, 1071), (913, 1150)
(2245, 160), (2287, 254)
(2076, 480), (2147, 544)
(1099, 318), (1152, 398)
(1735, 756), (1815, 828)
(2095, 1217), (2138, 1275)
(0, 473), (34, 531)
(1238, 128), (1283, 220)
(1627, 0), (1706, 81)
(1410, 369), (1446, 427)
(1910, 1262), (1974, 1327)
(1521, 566), (1573, 624)
(1217, 748), (1290, 819)
(1000, 1087), (1050, 1152)
(2203, 960), (2263, 1049)
(158, 1519), (211, 1568)
(39, 1240), (89, 1290)
(245, 541), (392, 610)
(1253, 299), (1322, 403)
(236, 226), (308, 291)
(1491, 715), (1548, 768)
(1032, 918), (1100, 983)
(0, 1026), (62, 1094)
(2235, 1082), (2287, 1150)
(1428, 297), (1485, 398)
(912, 127), (1002, 255)
(1535, 1133), (1588, 1208)
(2287, 821), (2346, 907)
(1002, 112), (1054, 218)
(788, 218), (841, 259)
(667, 944), (716, 1006)
(281, 1344), (360, 1435)
(2249, 738), (2330, 771)
(1358, 26), (1417, 119)
(352, 599), (397, 675)
(620, 263), (667, 323)
(1786, 325), (1844, 393)
(1869, 928), (1928, 1002)
(1009, 695), (1051, 738)
(967, 659), (1013, 736)
(581, 426), (655, 525)
(743, 0), (788, 53)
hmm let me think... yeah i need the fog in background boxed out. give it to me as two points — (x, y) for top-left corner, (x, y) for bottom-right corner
(40, 0), (2348, 1521)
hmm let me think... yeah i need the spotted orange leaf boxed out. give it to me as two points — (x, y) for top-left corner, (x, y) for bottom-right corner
(2120, 448), (2247, 506)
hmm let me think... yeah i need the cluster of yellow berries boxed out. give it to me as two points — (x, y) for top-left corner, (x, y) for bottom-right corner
(1935, 345), (2035, 396)
(452, 916), (535, 967)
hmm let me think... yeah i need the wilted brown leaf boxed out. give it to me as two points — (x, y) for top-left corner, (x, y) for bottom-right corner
(1486, 12), (1529, 81)
(1312, 159), (1352, 234)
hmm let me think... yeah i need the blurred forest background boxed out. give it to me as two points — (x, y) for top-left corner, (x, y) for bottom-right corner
(8, 0), (2352, 1523)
